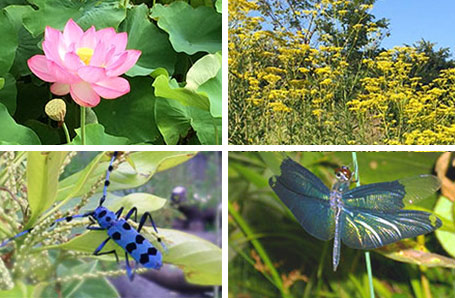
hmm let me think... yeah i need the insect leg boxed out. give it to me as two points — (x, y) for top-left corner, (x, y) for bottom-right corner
(86, 226), (104, 231)
(125, 251), (135, 281)
(85, 217), (104, 231)
(124, 207), (138, 222)
(93, 237), (119, 263)
(137, 212), (167, 252)
(115, 207), (124, 219)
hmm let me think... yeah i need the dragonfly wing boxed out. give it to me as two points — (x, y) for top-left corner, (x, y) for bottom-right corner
(341, 207), (442, 249)
(270, 158), (334, 241)
(343, 175), (440, 211)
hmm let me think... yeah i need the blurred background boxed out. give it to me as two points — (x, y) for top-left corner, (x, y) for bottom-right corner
(228, 152), (455, 298)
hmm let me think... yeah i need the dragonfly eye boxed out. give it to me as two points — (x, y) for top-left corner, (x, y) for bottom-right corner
(335, 167), (352, 181)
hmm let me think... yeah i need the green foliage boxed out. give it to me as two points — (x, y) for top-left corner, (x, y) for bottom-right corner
(0, 0), (222, 144)
(151, 1), (222, 55)
(0, 151), (222, 296)
(23, 0), (127, 36)
(70, 124), (132, 145)
(0, 103), (40, 145)
(121, 4), (177, 76)
(0, 10), (18, 75)
(410, 39), (455, 84)
(26, 152), (68, 227)
(435, 196), (455, 258)
(229, 152), (455, 297)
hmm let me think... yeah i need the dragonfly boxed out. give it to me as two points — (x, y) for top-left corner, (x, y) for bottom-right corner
(269, 158), (442, 271)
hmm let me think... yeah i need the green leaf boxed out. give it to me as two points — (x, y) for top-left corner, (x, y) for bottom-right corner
(191, 52), (222, 117)
(0, 281), (36, 298)
(40, 261), (119, 298)
(5, 5), (42, 77)
(146, 228), (222, 285)
(57, 228), (221, 286)
(258, 152), (284, 175)
(0, 103), (41, 144)
(0, 10), (18, 75)
(120, 4), (176, 76)
(24, 120), (62, 145)
(186, 53), (220, 90)
(0, 78), (4, 90)
(56, 151), (196, 201)
(0, 73), (17, 114)
(71, 123), (131, 145)
(151, 1), (222, 55)
(26, 151), (68, 226)
(23, 0), (127, 37)
(215, 0), (222, 13)
(435, 196), (455, 258)
(155, 97), (221, 145)
(94, 77), (161, 144)
(107, 193), (167, 215)
(153, 74), (210, 111)
(376, 239), (455, 269)
(55, 152), (108, 206)
(230, 163), (269, 188)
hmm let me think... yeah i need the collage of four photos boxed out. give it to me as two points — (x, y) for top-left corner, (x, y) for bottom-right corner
(0, 0), (454, 297)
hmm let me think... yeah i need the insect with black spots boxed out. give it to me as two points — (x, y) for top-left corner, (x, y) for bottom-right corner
(0, 151), (167, 280)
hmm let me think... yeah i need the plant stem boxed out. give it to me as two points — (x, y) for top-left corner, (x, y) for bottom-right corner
(62, 122), (71, 144)
(351, 152), (375, 298)
(228, 200), (289, 297)
(80, 106), (86, 145)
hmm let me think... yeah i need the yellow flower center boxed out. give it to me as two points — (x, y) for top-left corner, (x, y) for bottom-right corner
(76, 47), (94, 65)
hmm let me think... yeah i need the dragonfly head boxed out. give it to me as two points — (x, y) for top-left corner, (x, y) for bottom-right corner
(335, 166), (352, 182)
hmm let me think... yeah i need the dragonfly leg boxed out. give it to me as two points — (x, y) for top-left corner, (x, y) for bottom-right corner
(93, 236), (119, 263)
(138, 212), (167, 252)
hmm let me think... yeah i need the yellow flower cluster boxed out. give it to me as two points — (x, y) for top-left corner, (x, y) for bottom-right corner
(348, 47), (455, 144)
(269, 101), (292, 112)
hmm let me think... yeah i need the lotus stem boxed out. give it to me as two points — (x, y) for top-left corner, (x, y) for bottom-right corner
(80, 106), (86, 145)
(63, 122), (71, 144)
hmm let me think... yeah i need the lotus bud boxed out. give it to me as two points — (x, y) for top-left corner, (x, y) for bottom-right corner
(45, 98), (66, 122)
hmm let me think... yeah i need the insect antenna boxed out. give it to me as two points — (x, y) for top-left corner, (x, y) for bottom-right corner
(99, 151), (118, 207)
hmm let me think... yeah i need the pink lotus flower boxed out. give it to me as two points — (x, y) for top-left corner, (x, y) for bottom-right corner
(28, 19), (141, 107)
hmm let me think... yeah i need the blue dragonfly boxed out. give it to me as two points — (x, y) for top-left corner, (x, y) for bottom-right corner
(0, 151), (167, 280)
(269, 158), (442, 271)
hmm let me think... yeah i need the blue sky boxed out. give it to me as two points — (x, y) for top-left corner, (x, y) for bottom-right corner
(373, 0), (455, 52)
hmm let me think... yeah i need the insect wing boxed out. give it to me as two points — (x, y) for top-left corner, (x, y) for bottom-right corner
(270, 158), (335, 241)
(343, 175), (441, 211)
(340, 207), (442, 249)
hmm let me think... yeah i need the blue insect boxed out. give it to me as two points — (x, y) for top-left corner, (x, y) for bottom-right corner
(1, 151), (167, 280)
